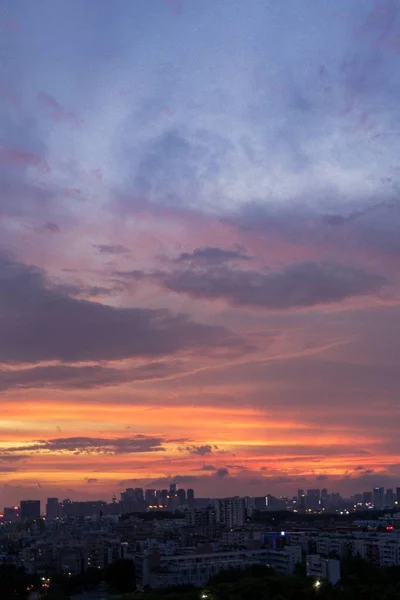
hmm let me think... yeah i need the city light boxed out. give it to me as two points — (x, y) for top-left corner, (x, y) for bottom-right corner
(314, 580), (321, 589)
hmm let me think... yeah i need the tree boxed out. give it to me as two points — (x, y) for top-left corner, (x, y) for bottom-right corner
(105, 558), (136, 593)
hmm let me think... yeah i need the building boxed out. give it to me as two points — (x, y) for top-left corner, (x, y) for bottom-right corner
(297, 490), (306, 510)
(214, 497), (245, 528)
(307, 489), (321, 509)
(373, 487), (385, 509)
(396, 488), (400, 504)
(185, 506), (217, 536)
(145, 489), (156, 506)
(363, 491), (373, 504)
(135, 548), (269, 590)
(386, 489), (395, 508)
(177, 489), (186, 506)
(266, 545), (302, 575)
(3, 506), (20, 523)
(306, 555), (341, 585)
(46, 498), (59, 519)
(20, 500), (41, 521)
(187, 489), (194, 508)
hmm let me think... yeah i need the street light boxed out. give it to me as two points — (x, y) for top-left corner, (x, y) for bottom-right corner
(314, 579), (321, 589)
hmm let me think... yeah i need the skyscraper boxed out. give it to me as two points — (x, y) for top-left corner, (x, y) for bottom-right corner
(46, 497), (59, 519)
(187, 488), (195, 507)
(177, 488), (186, 506)
(373, 487), (385, 509)
(396, 488), (400, 504)
(307, 489), (321, 509)
(20, 500), (41, 521)
(145, 489), (156, 506)
(386, 489), (394, 508)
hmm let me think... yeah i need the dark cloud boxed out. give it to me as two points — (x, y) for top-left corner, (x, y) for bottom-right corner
(200, 465), (217, 471)
(0, 436), (166, 456)
(316, 474), (329, 481)
(93, 244), (130, 254)
(84, 478), (98, 484)
(0, 466), (19, 472)
(181, 444), (215, 456)
(216, 467), (229, 479)
(0, 252), (241, 363)
(0, 362), (183, 391)
(162, 261), (386, 309)
(175, 246), (251, 264)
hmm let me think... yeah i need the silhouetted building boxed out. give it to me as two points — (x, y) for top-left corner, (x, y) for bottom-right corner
(363, 491), (373, 504)
(373, 487), (384, 509)
(386, 489), (394, 508)
(46, 498), (59, 519)
(20, 500), (41, 521)
(177, 489), (186, 506)
(307, 489), (321, 509)
(145, 489), (156, 506)
(4, 506), (20, 523)
(187, 489), (194, 507)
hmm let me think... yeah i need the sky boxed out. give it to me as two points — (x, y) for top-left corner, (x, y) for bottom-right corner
(1, 0), (400, 507)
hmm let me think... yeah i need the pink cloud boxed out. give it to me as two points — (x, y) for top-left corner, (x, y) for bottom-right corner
(37, 92), (82, 128)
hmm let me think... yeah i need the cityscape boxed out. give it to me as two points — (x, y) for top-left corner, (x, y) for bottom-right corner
(4, 484), (400, 523)
(2, 482), (400, 598)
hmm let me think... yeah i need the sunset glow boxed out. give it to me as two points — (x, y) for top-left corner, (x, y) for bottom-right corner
(1, 0), (400, 506)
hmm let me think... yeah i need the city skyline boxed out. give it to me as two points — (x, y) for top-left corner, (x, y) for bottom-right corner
(1, 0), (400, 506)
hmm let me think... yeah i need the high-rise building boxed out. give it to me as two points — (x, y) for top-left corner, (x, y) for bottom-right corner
(3, 506), (20, 523)
(297, 489), (306, 510)
(20, 500), (41, 521)
(386, 489), (394, 508)
(373, 487), (385, 509)
(46, 497), (59, 519)
(177, 488), (186, 506)
(214, 497), (245, 528)
(145, 489), (156, 506)
(363, 491), (373, 504)
(307, 489), (321, 509)
(396, 488), (400, 504)
(187, 489), (195, 508)
(170, 483), (177, 495)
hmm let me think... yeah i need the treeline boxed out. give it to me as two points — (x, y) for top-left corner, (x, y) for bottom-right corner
(142, 558), (400, 600)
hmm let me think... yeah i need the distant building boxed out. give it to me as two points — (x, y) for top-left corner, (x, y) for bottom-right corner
(46, 498), (59, 519)
(187, 489), (195, 507)
(3, 506), (20, 523)
(373, 487), (385, 509)
(145, 489), (156, 506)
(306, 555), (341, 585)
(214, 497), (245, 528)
(363, 491), (373, 504)
(386, 489), (395, 508)
(177, 489), (186, 506)
(20, 500), (41, 521)
(307, 489), (321, 509)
